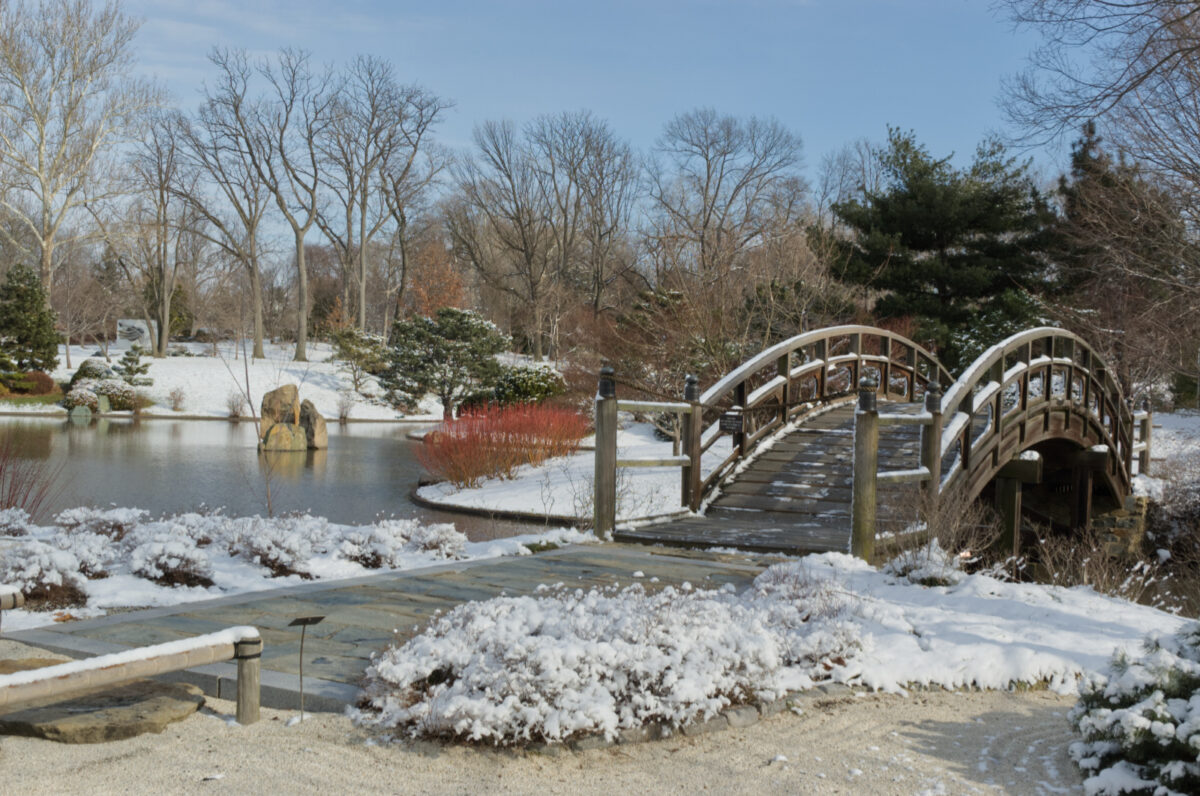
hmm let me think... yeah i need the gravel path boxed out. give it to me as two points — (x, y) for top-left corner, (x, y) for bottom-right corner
(0, 638), (1082, 795)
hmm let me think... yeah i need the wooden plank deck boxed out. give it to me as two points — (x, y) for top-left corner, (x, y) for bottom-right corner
(614, 404), (924, 555)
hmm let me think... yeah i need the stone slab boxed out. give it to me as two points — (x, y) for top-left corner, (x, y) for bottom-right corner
(0, 679), (204, 743)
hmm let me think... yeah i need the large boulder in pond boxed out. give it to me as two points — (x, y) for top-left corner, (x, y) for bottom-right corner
(260, 422), (307, 452)
(260, 384), (299, 427)
(299, 399), (327, 449)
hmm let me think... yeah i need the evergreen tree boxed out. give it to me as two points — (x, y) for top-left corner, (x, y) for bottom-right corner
(381, 308), (509, 417)
(115, 345), (153, 386)
(833, 129), (1056, 372)
(0, 264), (58, 371)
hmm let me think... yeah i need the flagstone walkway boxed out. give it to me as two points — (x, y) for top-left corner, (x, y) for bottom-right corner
(7, 544), (777, 711)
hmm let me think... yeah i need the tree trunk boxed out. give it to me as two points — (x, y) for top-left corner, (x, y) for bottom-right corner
(249, 266), (265, 359)
(294, 231), (309, 362)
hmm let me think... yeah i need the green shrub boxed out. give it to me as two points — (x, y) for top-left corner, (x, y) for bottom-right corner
(115, 345), (153, 386)
(492, 365), (565, 405)
(63, 384), (98, 411)
(1070, 623), (1200, 794)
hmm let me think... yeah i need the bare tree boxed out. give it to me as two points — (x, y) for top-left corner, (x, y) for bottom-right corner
(0, 0), (158, 291)
(646, 108), (805, 280)
(1005, 1), (1200, 139)
(447, 120), (556, 358)
(178, 54), (271, 358)
(253, 49), (335, 362)
(316, 55), (447, 331)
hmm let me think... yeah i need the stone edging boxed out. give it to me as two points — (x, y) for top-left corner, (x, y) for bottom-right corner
(526, 682), (860, 755)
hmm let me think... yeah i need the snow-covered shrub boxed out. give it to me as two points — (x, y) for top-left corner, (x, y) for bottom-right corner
(339, 519), (467, 568)
(355, 565), (859, 745)
(0, 539), (87, 607)
(62, 384), (98, 411)
(69, 358), (114, 388)
(1069, 623), (1200, 795)
(93, 378), (136, 411)
(54, 506), (148, 540)
(884, 538), (966, 587)
(408, 522), (466, 559)
(234, 515), (331, 578)
(0, 506), (32, 536)
(52, 530), (115, 578)
(129, 528), (214, 588)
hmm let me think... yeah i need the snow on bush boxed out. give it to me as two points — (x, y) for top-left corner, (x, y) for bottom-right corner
(62, 384), (98, 411)
(354, 562), (860, 745)
(232, 514), (333, 578)
(339, 518), (465, 568)
(883, 538), (967, 587)
(0, 539), (87, 607)
(0, 506), (32, 536)
(55, 506), (148, 540)
(52, 529), (115, 578)
(129, 527), (214, 588)
(1069, 622), (1200, 796)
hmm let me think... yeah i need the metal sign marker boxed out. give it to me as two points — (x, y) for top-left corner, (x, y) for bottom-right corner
(288, 615), (325, 721)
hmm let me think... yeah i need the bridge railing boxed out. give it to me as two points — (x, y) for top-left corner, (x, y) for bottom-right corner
(592, 325), (951, 534)
(849, 326), (1151, 559)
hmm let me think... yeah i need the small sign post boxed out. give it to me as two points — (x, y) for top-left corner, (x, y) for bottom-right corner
(719, 411), (743, 435)
(288, 615), (325, 721)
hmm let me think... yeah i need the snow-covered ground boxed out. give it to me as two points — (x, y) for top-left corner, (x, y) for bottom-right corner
(29, 341), (444, 421)
(0, 506), (591, 632)
(417, 417), (735, 522)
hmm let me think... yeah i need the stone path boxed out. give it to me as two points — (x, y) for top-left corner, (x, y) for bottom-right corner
(6, 544), (774, 711)
(615, 403), (923, 554)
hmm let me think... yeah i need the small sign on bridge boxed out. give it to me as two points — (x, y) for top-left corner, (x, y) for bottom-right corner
(719, 411), (744, 434)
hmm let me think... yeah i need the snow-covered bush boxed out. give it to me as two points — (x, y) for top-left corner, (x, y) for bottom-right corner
(883, 538), (967, 587)
(355, 563), (860, 745)
(408, 522), (466, 559)
(129, 529), (214, 588)
(69, 358), (114, 388)
(62, 384), (98, 411)
(1069, 623), (1200, 795)
(55, 506), (148, 540)
(93, 378), (137, 411)
(339, 518), (466, 568)
(52, 530), (115, 578)
(0, 539), (86, 607)
(233, 514), (332, 578)
(0, 506), (32, 536)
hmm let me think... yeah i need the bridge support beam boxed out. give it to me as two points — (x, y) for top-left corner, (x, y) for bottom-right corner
(682, 374), (701, 511)
(851, 381), (879, 561)
(994, 456), (1042, 558)
(1070, 450), (1108, 531)
(594, 367), (617, 536)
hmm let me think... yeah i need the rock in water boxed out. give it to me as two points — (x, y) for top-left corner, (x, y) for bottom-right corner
(0, 670), (204, 743)
(260, 384), (299, 428)
(299, 399), (328, 449)
(260, 422), (308, 452)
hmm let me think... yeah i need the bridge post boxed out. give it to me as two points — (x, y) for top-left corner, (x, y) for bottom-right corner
(919, 383), (943, 508)
(851, 379), (879, 561)
(594, 366), (618, 536)
(1139, 398), (1153, 476)
(682, 374), (702, 511)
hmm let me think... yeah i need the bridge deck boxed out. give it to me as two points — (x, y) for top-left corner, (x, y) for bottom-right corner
(615, 404), (924, 555)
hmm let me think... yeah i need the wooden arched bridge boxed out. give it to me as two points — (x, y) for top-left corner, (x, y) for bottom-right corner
(592, 325), (1153, 558)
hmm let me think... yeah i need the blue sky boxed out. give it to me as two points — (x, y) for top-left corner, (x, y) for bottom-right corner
(126, 0), (1054, 175)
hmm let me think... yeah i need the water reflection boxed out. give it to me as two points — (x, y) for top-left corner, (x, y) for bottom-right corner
(0, 417), (545, 541)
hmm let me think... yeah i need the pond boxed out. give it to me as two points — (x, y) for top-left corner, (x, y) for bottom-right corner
(0, 416), (547, 541)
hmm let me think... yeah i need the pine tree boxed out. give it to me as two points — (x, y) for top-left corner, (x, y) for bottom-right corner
(115, 345), (153, 386)
(833, 129), (1056, 372)
(0, 264), (58, 371)
(380, 308), (509, 417)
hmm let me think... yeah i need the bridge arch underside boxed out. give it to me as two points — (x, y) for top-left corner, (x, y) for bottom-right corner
(955, 401), (1127, 529)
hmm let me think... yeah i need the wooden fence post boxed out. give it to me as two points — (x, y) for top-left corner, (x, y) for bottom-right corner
(851, 379), (879, 561)
(234, 636), (262, 725)
(594, 366), (618, 535)
(919, 382), (943, 513)
(1139, 398), (1153, 476)
(682, 374), (702, 511)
